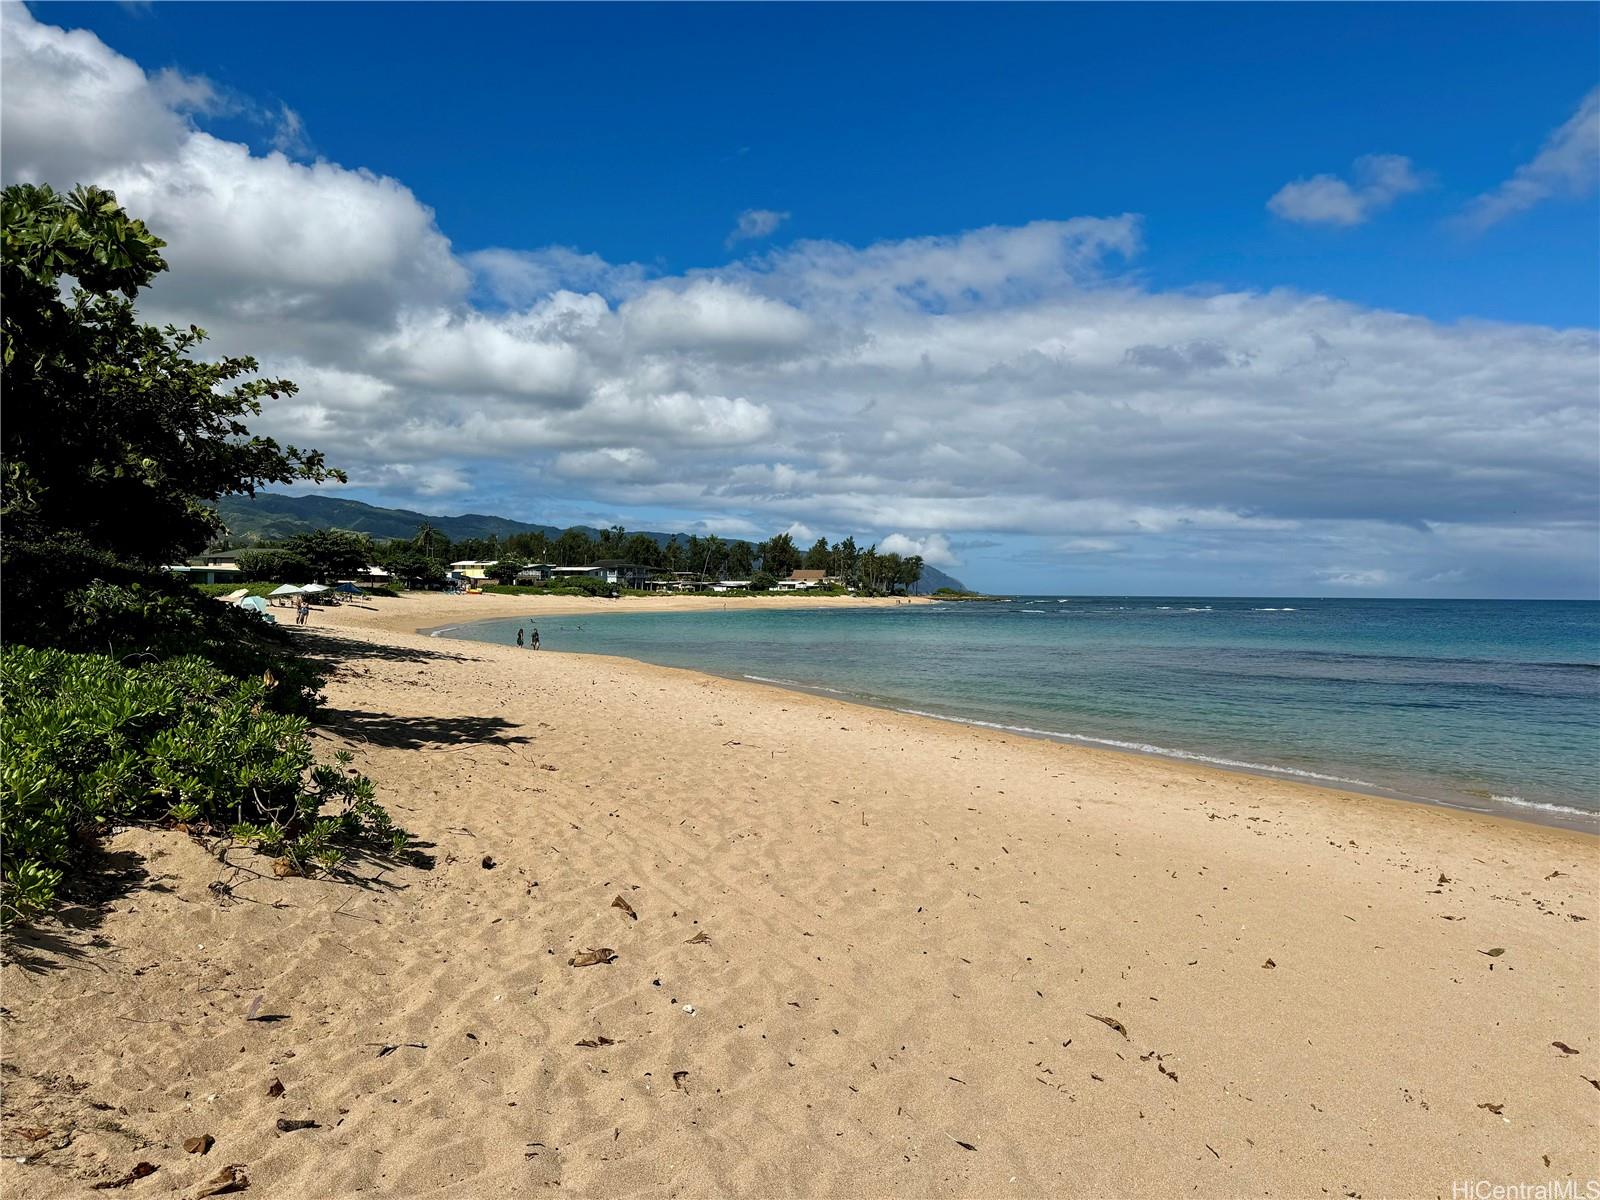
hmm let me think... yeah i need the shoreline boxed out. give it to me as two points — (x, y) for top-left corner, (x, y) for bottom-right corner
(417, 605), (1600, 838)
(5, 618), (1596, 1197)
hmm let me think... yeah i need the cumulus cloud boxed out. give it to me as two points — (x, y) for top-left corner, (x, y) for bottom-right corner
(1268, 154), (1428, 226)
(879, 533), (959, 567)
(2, 5), (1594, 596)
(726, 208), (789, 246)
(1459, 88), (1600, 231)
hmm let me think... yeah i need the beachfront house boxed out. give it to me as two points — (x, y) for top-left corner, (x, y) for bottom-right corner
(515, 562), (557, 584)
(651, 572), (716, 592)
(166, 560), (242, 585)
(711, 579), (751, 592)
(776, 569), (831, 591)
(447, 559), (498, 585)
(550, 560), (661, 589)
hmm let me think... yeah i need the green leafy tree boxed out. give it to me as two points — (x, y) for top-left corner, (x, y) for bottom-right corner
(803, 537), (831, 571)
(757, 533), (801, 578)
(285, 529), (370, 583)
(233, 548), (313, 581)
(1, 183), (343, 572)
(554, 527), (593, 565)
(376, 546), (446, 589)
(749, 570), (777, 592)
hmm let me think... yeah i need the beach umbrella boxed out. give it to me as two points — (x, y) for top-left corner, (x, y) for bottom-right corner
(237, 595), (269, 613)
(269, 584), (302, 597)
(333, 582), (363, 595)
(220, 588), (249, 602)
(299, 583), (329, 593)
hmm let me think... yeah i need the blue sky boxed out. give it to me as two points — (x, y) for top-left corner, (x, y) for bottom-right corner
(8, 3), (1599, 595)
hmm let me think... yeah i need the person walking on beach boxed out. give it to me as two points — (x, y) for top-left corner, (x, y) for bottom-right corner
(530, 626), (540, 650)
(296, 598), (310, 626)
(516, 627), (525, 648)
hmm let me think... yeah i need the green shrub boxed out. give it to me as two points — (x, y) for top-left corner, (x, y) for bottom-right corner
(0, 645), (404, 923)
(194, 580), (282, 598)
(482, 576), (619, 597)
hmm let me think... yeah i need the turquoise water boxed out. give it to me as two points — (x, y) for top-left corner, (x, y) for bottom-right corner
(441, 598), (1600, 827)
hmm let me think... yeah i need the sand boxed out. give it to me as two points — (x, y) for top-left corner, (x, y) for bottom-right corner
(3, 601), (1597, 1198)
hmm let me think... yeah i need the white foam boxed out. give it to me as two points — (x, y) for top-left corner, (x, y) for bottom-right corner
(1489, 794), (1596, 820)
(1253, 607), (1298, 612)
(1020, 609), (1048, 614)
(889, 707), (1377, 788)
(742, 673), (850, 697)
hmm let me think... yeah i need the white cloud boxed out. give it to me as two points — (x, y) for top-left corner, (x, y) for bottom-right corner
(2, 5), (1594, 596)
(726, 208), (789, 246)
(1460, 88), (1600, 231)
(1268, 154), (1428, 226)
(879, 533), (958, 567)
(269, 103), (312, 158)
(1316, 568), (1393, 588)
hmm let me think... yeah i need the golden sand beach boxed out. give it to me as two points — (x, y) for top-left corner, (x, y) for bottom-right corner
(3, 594), (1596, 1198)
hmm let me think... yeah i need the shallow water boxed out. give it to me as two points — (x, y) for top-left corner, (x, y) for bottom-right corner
(445, 597), (1600, 827)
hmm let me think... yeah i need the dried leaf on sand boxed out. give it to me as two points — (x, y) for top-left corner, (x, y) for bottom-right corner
(1478, 947), (1506, 957)
(570, 948), (618, 967)
(685, 930), (711, 944)
(184, 1134), (215, 1154)
(1477, 1102), (1505, 1114)
(576, 1036), (617, 1048)
(611, 895), (638, 920)
(1087, 1013), (1128, 1038)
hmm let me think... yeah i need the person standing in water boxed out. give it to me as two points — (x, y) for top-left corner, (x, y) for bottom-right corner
(530, 626), (540, 650)
(516, 627), (525, 648)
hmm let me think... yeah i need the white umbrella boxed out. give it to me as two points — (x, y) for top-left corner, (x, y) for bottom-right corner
(299, 583), (329, 593)
(219, 588), (249, 602)
(269, 584), (302, 597)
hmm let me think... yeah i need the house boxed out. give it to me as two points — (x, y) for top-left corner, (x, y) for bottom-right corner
(552, 560), (661, 589)
(515, 562), (557, 584)
(447, 558), (498, 584)
(651, 572), (715, 592)
(166, 562), (241, 585)
(710, 579), (751, 593)
(775, 569), (830, 591)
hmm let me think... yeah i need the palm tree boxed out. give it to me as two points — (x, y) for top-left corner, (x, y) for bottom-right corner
(414, 522), (442, 562)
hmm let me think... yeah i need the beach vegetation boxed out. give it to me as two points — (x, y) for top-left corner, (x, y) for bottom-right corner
(1, 182), (405, 924)
(1, 647), (401, 922)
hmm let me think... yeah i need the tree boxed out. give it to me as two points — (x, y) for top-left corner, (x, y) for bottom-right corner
(376, 547), (445, 589)
(1, 183), (343, 572)
(285, 529), (369, 583)
(488, 560), (522, 585)
(554, 527), (593, 566)
(803, 537), (831, 571)
(413, 523), (446, 562)
(725, 541), (754, 578)
(749, 570), (777, 592)
(757, 533), (800, 579)
(233, 548), (313, 581)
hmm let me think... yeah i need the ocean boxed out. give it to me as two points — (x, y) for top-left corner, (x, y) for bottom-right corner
(439, 597), (1600, 828)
